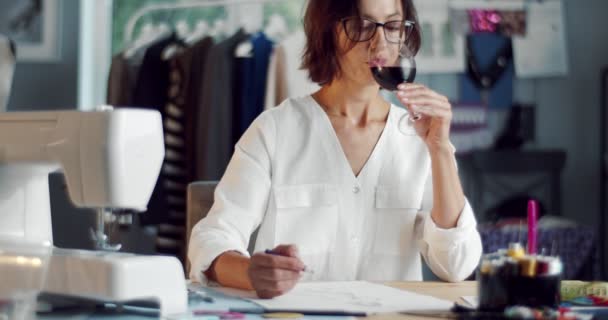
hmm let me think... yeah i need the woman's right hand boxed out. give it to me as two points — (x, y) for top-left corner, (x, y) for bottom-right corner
(248, 244), (305, 298)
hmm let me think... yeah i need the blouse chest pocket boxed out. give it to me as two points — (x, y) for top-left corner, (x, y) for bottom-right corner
(373, 186), (424, 255)
(273, 184), (338, 255)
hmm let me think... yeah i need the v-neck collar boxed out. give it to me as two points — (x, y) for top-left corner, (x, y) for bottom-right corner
(307, 95), (393, 182)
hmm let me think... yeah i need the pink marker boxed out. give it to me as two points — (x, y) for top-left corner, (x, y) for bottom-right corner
(527, 200), (538, 255)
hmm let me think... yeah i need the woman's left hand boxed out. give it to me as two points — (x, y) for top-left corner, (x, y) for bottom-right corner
(396, 83), (452, 152)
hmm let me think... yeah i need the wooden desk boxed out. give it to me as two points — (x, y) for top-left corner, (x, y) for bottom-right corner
(36, 281), (476, 319)
(364, 281), (477, 320)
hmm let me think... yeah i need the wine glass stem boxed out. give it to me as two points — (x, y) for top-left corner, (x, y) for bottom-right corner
(395, 91), (421, 121)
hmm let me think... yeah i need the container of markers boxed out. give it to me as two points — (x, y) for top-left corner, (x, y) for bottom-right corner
(477, 243), (563, 311)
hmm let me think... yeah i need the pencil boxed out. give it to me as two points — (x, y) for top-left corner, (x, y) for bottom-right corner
(527, 200), (538, 255)
(264, 249), (314, 274)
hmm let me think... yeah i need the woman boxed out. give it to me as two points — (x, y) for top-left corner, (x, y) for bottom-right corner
(188, 0), (482, 298)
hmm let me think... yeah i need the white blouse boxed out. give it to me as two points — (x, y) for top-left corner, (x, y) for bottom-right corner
(188, 96), (482, 284)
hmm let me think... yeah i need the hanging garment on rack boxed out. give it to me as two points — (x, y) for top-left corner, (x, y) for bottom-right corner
(156, 36), (215, 258)
(185, 36), (215, 180)
(264, 30), (319, 109)
(156, 50), (191, 256)
(0, 34), (16, 112)
(133, 33), (179, 110)
(106, 31), (218, 259)
(281, 30), (320, 96)
(128, 34), (180, 227)
(107, 33), (170, 106)
(107, 55), (132, 106)
(264, 43), (287, 109)
(459, 33), (514, 109)
(197, 29), (250, 181)
(233, 32), (274, 145)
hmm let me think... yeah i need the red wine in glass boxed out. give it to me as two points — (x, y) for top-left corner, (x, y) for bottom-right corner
(370, 66), (417, 91)
(369, 42), (420, 123)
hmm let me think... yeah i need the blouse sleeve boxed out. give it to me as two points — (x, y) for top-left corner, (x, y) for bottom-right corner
(416, 150), (483, 282)
(187, 111), (276, 284)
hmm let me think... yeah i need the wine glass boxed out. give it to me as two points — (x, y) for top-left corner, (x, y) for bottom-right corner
(369, 40), (421, 125)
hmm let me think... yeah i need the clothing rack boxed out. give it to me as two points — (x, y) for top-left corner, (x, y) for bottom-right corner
(124, 0), (293, 43)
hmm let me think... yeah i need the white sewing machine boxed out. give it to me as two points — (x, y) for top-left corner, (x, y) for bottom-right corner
(0, 108), (187, 317)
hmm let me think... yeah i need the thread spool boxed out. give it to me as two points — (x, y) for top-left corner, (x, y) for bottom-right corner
(520, 257), (537, 277)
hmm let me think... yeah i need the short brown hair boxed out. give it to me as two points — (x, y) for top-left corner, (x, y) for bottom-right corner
(301, 0), (421, 85)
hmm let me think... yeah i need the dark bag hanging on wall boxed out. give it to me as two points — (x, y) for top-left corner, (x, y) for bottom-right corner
(460, 33), (514, 109)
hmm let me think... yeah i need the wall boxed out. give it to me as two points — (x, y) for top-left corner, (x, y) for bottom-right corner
(419, 0), (608, 227)
(5, 1), (156, 253)
(540, 0), (608, 228)
(546, 0), (608, 277)
(7, 1), (80, 111)
(5, 0), (608, 274)
(5, 1), (93, 250)
(421, 0), (608, 277)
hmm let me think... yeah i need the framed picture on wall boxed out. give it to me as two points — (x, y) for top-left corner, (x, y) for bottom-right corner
(0, 0), (62, 62)
(414, 0), (466, 73)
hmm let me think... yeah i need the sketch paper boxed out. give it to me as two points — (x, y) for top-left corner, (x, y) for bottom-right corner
(218, 281), (453, 315)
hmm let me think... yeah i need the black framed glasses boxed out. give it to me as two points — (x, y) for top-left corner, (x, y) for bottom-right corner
(341, 17), (415, 44)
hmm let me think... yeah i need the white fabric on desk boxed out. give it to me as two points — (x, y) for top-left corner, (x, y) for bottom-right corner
(188, 96), (482, 284)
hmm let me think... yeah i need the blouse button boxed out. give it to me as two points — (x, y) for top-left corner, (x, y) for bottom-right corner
(352, 186), (360, 194)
